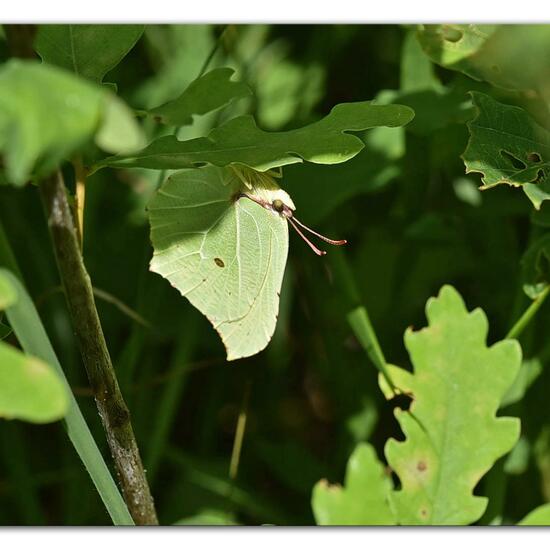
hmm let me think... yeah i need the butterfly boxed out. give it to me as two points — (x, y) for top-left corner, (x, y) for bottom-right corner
(148, 164), (345, 360)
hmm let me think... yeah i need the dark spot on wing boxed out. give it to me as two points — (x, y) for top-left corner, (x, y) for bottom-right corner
(214, 257), (225, 268)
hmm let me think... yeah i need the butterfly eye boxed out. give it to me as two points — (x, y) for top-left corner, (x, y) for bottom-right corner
(272, 199), (285, 213)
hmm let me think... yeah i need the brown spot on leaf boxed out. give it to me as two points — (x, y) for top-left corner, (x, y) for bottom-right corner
(417, 460), (427, 472)
(420, 508), (428, 519)
(214, 257), (225, 268)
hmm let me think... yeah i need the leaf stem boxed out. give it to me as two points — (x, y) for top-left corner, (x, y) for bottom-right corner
(73, 157), (87, 250)
(506, 286), (550, 340)
(39, 171), (158, 525)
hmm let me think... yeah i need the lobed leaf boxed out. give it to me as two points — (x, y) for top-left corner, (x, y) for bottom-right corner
(95, 101), (414, 173)
(0, 60), (144, 185)
(149, 68), (252, 126)
(312, 443), (395, 525)
(462, 92), (550, 209)
(383, 285), (521, 525)
(35, 24), (144, 84)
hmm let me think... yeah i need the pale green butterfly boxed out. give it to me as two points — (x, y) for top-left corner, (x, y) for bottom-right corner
(148, 164), (346, 360)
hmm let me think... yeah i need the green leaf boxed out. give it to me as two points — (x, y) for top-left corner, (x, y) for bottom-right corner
(521, 233), (550, 299)
(0, 60), (144, 185)
(463, 92), (550, 209)
(417, 25), (550, 101)
(501, 358), (542, 408)
(0, 271), (17, 309)
(35, 24), (144, 83)
(0, 321), (11, 340)
(1, 269), (133, 524)
(174, 509), (238, 526)
(96, 101), (414, 172)
(0, 340), (68, 423)
(148, 165), (289, 360)
(416, 25), (497, 80)
(312, 443), (395, 525)
(149, 68), (252, 126)
(382, 285), (521, 525)
(518, 503), (550, 525)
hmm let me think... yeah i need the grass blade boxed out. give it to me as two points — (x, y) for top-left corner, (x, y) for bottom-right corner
(1, 268), (134, 525)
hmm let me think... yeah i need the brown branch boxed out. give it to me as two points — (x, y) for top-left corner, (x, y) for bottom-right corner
(40, 171), (158, 525)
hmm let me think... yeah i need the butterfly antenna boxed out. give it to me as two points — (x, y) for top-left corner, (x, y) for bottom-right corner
(288, 217), (326, 256)
(291, 216), (347, 246)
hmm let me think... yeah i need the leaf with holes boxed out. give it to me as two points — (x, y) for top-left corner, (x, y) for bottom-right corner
(378, 286), (521, 525)
(417, 25), (550, 100)
(149, 68), (252, 126)
(462, 92), (550, 209)
(35, 24), (144, 84)
(95, 101), (414, 172)
(148, 164), (346, 360)
(312, 443), (395, 525)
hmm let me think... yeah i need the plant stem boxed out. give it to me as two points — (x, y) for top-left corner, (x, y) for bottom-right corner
(506, 286), (550, 340)
(39, 171), (158, 525)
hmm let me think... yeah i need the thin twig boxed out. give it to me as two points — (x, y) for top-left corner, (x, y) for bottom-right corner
(506, 286), (550, 340)
(39, 171), (158, 525)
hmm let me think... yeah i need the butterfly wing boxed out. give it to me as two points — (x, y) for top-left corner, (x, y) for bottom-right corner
(149, 166), (289, 360)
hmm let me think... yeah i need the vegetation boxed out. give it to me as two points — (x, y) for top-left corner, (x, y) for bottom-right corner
(1, 23), (550, 526)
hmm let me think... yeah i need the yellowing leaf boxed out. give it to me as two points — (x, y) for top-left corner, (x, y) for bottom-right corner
(312, 443), (395, 525)
(383, 286), (521, 525)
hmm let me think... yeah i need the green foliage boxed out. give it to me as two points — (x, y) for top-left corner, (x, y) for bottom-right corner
(521, 234), (550, 299)
(2, 22), (550, 528)
(149, 68), (251, 126)
(96, 101), (414, 172)
(518, 503), (550, 525)
(0, 269), (133, 524)
(418, 25), (550, 101)
(312, 443), (395, 525)
(0, 60), (143, 185)
(463, 92), (550, 208)
(0, 272), (67, 423)
(35, 24), (144, 84)
(316, 286), (522, 526)
(385, 286), (520, 525)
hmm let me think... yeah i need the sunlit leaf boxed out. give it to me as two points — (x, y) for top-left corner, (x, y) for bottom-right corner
(35, 24), (144, 83)
(463, 92), (550, 209)
(518, 503), (550, 525)
(174, 509), (238, 526)
(150, 68), (251, 126)
(0, 60), (144, 185)
(0, 269), (68, 423)
(0, 271), (17, 309)
(312, 443), (395, 525)
(0, 341), (68, 423)
(417, 25), (550, 101)
(380, 285), (521, 525)
(96, 101), (414, 172)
